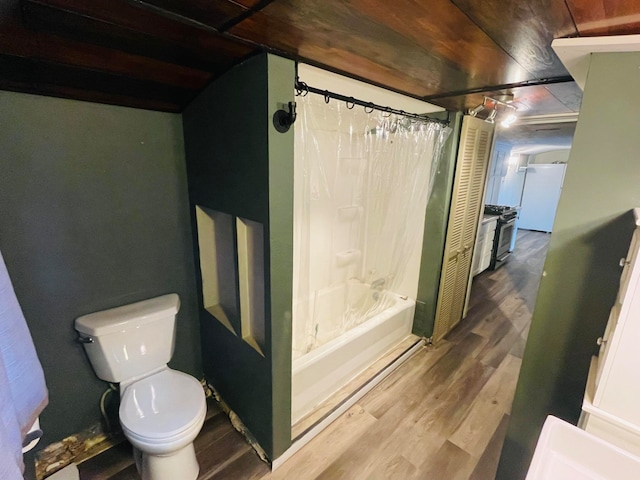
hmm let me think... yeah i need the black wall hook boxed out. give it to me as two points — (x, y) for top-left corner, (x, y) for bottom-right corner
(273, 101), (297, 133)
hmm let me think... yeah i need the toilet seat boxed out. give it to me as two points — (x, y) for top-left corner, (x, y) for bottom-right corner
(119, 369), (206, 443)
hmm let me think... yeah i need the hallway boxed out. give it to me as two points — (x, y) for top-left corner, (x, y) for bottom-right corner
(77, 230), (550, 480)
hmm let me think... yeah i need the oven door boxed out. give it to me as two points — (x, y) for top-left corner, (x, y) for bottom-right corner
(495, 219), (516, 261)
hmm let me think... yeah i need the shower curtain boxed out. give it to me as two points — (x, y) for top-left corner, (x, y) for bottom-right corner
(293, 94), (450, 359)
(0, 250), (48, 478)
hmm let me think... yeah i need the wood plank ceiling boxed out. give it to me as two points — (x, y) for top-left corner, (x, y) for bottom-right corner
(1, 0), (639, 114)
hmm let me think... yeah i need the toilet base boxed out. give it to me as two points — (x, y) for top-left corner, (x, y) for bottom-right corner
(135, 443), (199, 480)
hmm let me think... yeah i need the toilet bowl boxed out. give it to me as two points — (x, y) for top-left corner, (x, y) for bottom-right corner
(120, 368), (206, 480)
(75, 294), (206, 480)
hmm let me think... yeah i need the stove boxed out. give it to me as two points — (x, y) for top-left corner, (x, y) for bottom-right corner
(484, 204), (518, 269)
(485, 204), (518, 220)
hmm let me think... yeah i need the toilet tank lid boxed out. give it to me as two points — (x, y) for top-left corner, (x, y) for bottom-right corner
(75, 294), (180, 336)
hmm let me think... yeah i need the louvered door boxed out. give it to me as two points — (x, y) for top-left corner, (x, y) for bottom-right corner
(433, 115), (494, 342)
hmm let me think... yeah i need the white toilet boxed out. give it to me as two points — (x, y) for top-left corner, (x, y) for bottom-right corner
(75, 294), (206, 480)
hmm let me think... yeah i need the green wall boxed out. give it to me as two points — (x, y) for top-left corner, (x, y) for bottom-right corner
(413, 112), (462, 338)
(183, 53), (294, 459)
(497, 52), (640, 478)
(0, 91), (201, 449)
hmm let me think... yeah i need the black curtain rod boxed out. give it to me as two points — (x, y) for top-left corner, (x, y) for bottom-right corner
(422, 76), (574, 101)
(295, 78), (450, 126)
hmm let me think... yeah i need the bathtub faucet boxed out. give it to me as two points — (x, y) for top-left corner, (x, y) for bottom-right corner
(371, 277), (386, 290)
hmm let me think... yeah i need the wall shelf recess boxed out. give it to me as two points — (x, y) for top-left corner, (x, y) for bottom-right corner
(195, 206), (267, 356)
(236, 217), (266, 356)
(195, 206), (239, 334)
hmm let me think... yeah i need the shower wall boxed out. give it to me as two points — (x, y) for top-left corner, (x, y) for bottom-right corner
(293, 94), (449, 359)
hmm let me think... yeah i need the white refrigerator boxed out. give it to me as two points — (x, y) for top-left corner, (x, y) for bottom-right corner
(518, 164), (567, 233)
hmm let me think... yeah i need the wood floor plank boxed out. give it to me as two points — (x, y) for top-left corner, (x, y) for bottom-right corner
(359, 341), (454, 419)
(401, 360), (495, 467)
(196, 425), (252, 479)
(78, 441), (133, 480)
(265, 404), (378, 480)
(448, 355), (521, 457)
(477, 322), (521, 368)
(506, 297), (536, 333)
(368, 454), (418, 479)
(206, 449), (269, 480)
(106, 464), (139, 480)
(468, 414), (510, 480)
(471, 308), (513, 340)
(194, 411), (236, 453)
(416, 441), (477, 480)
(510, 324), (530, 359)
(312, 395), (427, 480)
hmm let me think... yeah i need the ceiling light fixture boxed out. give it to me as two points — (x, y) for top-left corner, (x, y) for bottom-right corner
(467, 95), (518, 126)
(501, 112), (518, 128)
(468, 101), (485, 117)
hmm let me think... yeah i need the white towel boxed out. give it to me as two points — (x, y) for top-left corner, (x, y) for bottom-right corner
(0, 250), (48, 478)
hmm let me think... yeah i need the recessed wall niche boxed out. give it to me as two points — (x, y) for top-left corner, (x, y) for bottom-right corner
(195, 206), (266, 356)
(195, 206), (239, 334)
(236, 217), (266, 356)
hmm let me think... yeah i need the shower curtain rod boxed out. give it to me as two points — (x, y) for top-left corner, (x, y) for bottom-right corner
(294, 78), (450, 125)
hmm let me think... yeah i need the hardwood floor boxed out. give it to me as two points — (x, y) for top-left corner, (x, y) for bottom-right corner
(75, 230), (549, 480)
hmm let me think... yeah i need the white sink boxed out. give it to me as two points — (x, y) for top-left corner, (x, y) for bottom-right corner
(526, 416), (640, 480)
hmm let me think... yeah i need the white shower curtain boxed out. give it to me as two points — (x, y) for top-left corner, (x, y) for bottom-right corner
(293, 94), (450, 358)
(0, 250), (48, 478)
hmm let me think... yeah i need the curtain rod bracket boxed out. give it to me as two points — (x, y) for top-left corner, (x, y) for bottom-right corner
(273, 101), (297, 133)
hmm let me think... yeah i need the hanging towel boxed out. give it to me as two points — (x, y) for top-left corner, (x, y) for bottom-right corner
(0, 249), (48, 479)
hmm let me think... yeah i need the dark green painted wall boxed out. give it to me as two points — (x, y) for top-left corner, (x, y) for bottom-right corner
(183, 53), (294, 459)
(497, 52), (640, 478)
(0, 91), (201, 449)
(413, 112), (462, 338)
(266, 56), (295, 458)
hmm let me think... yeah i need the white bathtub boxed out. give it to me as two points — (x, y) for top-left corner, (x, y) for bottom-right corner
(291, 293), (415, 424)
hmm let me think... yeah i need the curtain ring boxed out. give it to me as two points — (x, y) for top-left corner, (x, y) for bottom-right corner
(382, 108), (392, 118)
(324, 92), (331, 104)
(295, 81), (309, 97)
(364, 103), (374, 114)
(346, 98), (355, 110)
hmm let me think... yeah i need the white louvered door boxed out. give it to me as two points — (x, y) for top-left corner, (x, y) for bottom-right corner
(433, 115), (494, 342)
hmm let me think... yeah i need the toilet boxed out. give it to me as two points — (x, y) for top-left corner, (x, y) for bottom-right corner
(75, 294), (206, 480)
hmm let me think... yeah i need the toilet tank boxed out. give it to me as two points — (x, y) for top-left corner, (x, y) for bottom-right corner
(75, 294), (180, 383)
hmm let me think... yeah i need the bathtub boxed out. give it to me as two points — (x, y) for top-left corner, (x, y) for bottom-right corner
(291, 292), (415, 424)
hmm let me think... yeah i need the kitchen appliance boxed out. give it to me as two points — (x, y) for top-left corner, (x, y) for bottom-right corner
(519, 163), (566, 233)
(484, 204), (518, 270)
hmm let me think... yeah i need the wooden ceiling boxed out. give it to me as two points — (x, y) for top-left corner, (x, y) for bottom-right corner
(1, 0), (639, 114)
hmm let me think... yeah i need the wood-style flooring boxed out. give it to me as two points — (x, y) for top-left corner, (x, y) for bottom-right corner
(76, 230), (549, 480)
(77, 400), (270, 480)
